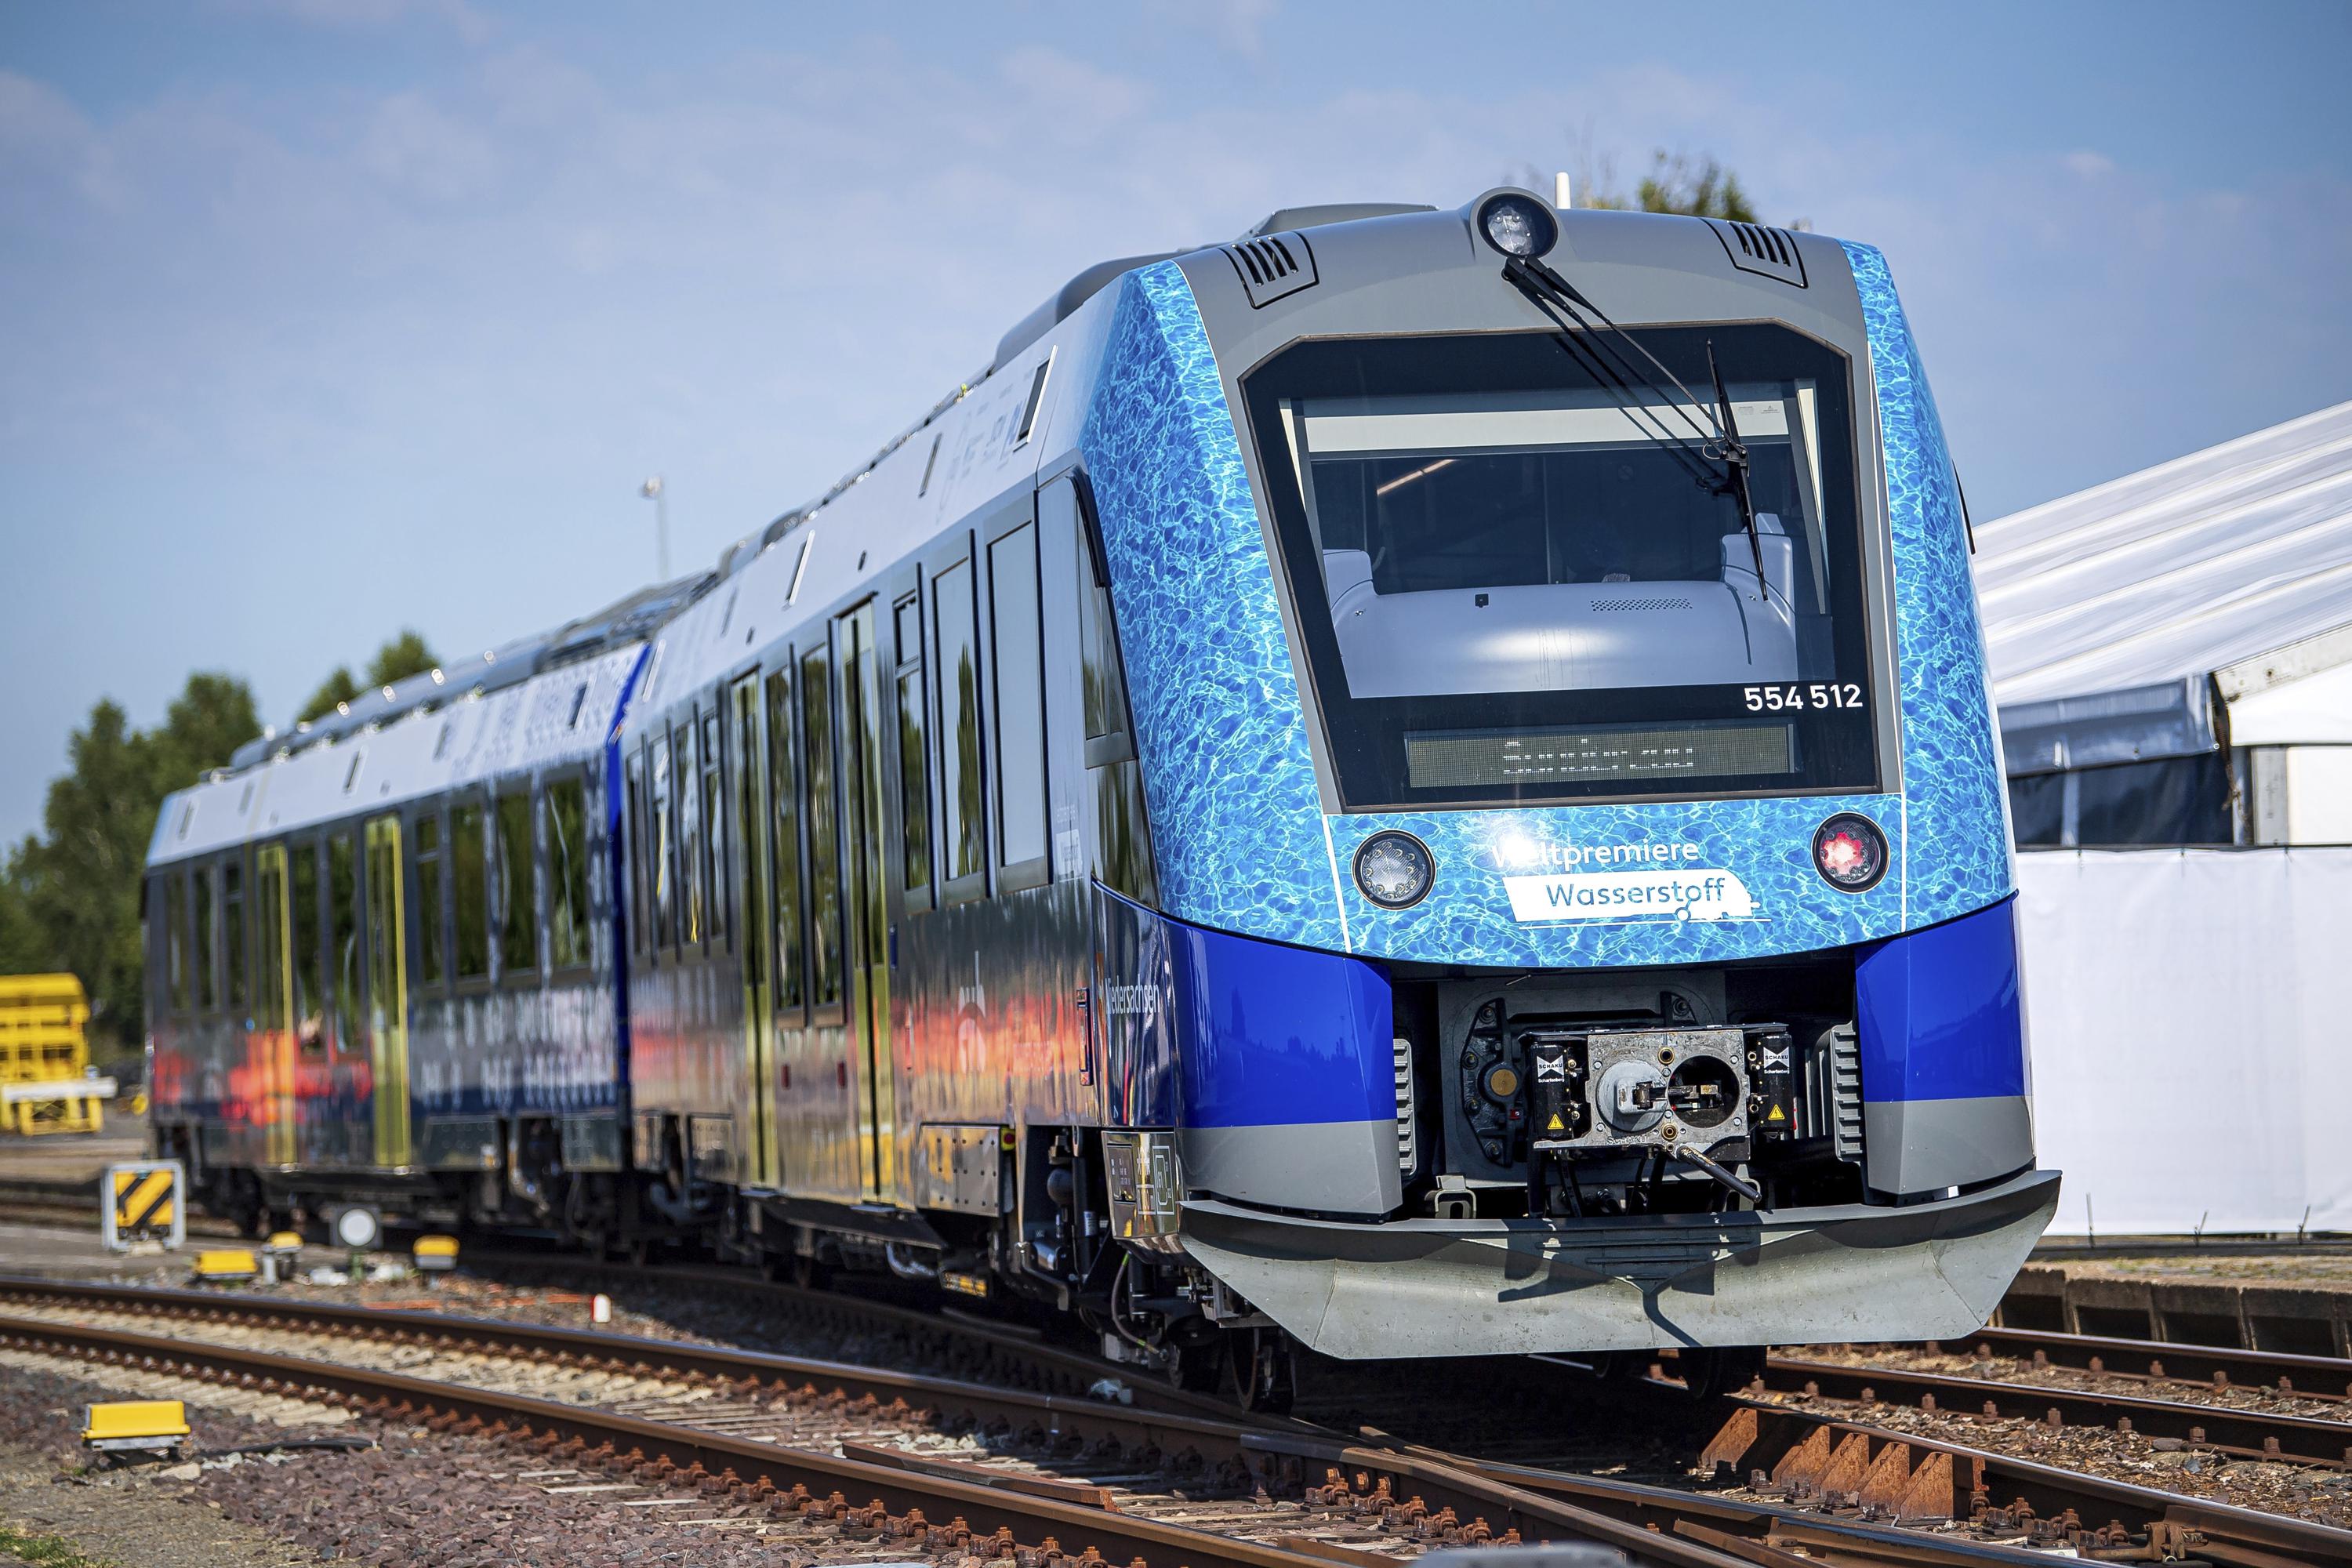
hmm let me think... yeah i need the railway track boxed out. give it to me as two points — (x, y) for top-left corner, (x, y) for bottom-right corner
(2, 1279), (2346, 1566)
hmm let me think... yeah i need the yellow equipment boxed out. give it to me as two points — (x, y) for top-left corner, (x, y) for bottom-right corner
(191, 1248), (259, 1283)
(81, 1399), (190, 1456)
(103, 1161), (185, 1250)
(0, 974), (114, 1134)
(412, 1234), (459, 1273)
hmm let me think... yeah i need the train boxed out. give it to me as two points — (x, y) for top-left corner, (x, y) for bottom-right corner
(143, 188), (2060, 1405)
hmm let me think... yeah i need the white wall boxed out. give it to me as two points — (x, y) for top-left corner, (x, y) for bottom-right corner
(2016, 847), (2352, 1235)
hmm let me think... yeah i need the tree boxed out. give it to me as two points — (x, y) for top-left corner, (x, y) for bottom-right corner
(2, 677), (260, 1055)
(296, 630), (440, 723)
(1588, 153), (1759, 223)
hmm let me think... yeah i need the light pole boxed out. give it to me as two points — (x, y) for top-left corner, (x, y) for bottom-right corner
(640, 476), (670, 580)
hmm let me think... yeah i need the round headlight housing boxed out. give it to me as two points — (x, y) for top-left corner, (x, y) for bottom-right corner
(1811, 813), (1889, 894)
(1353, 829), (1436, 909)
(1475, 191), (1559, 259)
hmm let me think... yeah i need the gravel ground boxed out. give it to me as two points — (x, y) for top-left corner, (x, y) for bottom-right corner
(0, 1343), (1010, 1566)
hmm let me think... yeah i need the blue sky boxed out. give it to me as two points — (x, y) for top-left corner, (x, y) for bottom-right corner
(3, 1), (2348, 844)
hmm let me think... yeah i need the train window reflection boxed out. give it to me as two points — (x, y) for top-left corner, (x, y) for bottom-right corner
(989, 522), (1047, 872)
(165, 874), (189, 1013)
(413, 811), (446, 988)
(624, 753), (648, 959)
(292, 840), (322, 1052)
(328, 833), (358, 1048)
(802, 647), (844, 1008)
(701, 710), (727, 949)
(546, 776), (591, 971)
(766, 668), (806, 1012)
(223, 857), (246, 1014)
(650, 733), (675, 952)
(934, 559), (985, 889)
(496, 789), (537, 977)
(895, 592), (932, 897)
(677, 719), (704, 950)
(193, 867), (215, 1011)
(451, 800), (489, 982)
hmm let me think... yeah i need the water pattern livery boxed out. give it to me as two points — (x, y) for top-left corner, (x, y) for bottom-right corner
(1083, 255), (2009, 971)
(1077, 263), (1343, 949)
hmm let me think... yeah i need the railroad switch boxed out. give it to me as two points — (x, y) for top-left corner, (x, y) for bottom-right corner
(81, 1399), (190, 1459)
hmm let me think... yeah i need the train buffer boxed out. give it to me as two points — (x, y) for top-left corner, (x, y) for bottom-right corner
(101, 1160), (187, 1251)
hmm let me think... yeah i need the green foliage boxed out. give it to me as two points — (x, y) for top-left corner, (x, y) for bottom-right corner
(3, 630), (433, 1054)
(0, 677), (259, 1051)
(1587, 152), (1759, 223)
(296, 630), (439, 724)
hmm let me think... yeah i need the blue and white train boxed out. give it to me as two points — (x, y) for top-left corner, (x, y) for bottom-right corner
(145, 191), (2057, 1402)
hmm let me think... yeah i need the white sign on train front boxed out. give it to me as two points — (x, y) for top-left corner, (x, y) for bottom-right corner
(1503, 868), (1758, 923)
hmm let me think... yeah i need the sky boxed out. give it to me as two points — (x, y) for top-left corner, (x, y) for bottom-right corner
(2, 1), (2349, 845)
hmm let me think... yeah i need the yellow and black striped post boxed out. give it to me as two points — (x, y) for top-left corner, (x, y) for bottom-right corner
(100, 1160), (185, 1250)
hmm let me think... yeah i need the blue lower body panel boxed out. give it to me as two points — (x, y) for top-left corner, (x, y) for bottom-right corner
(1855, 897), (2034, 1193)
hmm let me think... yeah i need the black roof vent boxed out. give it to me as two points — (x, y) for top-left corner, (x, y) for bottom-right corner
(1221, 231), (1319, 309)
(1705, 219), (1808, 288)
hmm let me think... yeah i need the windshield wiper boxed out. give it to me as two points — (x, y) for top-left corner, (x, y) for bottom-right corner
(1501, 256), (1771, 599)
(1706, 338), (1767, 589)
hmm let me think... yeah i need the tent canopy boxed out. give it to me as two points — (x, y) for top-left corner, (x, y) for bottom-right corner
(1975, 401), (2352, 714)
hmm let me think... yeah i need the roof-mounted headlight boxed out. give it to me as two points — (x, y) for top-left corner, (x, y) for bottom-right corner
(1475, 191), (1559, 260)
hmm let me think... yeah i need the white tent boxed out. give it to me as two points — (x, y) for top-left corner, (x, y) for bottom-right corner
(1973, 401), (2352, 1233)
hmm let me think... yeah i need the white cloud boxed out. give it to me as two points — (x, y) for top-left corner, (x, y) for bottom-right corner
(2063, 149), (2118, 178)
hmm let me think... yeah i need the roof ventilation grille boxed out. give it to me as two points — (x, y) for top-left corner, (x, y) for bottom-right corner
(1704, 218), (1808, 289)
(1220, 231), (1319, 309)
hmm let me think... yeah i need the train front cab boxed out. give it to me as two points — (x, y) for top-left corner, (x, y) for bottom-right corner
(1073, 194), (2060, 1360)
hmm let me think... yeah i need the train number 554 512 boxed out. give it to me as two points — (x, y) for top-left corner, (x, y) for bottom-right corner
(1744, 683), (1863, 711)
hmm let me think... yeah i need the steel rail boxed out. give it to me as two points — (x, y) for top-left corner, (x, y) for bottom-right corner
(1768, 1352), (2352, 1471)
(1933, 1325), (2352, 1402)
(0, 1308), (1337, 1568)
(0, 1286), (1762, 1568)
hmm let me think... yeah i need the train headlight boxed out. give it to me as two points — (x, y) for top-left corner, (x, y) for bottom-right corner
(1811, 813), (1889, 893)
(1475, 191), (1559, 260)
(1353, 830), (1435, 909)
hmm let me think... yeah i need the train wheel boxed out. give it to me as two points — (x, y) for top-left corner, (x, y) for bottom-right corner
(1222, 1327), (1295, 1415)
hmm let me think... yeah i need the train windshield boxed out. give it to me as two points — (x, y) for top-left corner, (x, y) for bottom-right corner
(1242, 325), (1882, 810)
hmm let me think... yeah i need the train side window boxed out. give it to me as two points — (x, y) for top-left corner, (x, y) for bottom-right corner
(624, 751), (649, 960)
(328, 833), (359, 1050)
(193, 866), (216, 1011)
(988, 520), (1049, 885)
(677, 717), (704, 951)
(651, 731), (677, 952)
(545, 775), (591, 971)
(495, 786), (538, 979)
(933, 557), (985, 900)
(701, 707), (728, 950)
(451, 798), (490, 982)
(165, 873), (189, 1013)
(413, 810), (448, 989)
(801, 644), (844, 1010)
(1069, 478), (1138, 763)
(894, 592), (934, 902)
(223, 855), (248, 1014)
(766, 666), (807, 1014)
(292, 839), (324, 1052)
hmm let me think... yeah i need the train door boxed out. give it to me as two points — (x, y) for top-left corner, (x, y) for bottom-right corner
(362, 815), (412, 1169)
(253, 842), (296, 1167)
(728, 673), (779, 1189)
(836, 604), (900, 1205)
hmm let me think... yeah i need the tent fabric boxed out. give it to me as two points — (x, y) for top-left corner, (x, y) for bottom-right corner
(1975, 401), (2352, 707)
(2015, 847), (2352, 1235)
